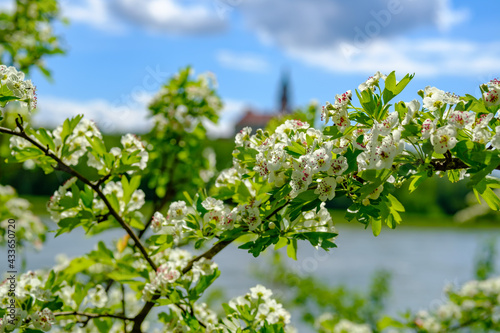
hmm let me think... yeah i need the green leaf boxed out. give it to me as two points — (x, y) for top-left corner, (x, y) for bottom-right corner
(94, 318), (113, 333)
(387, 193), (405, 212)
(274, 237), (288, 250)
(323, 126), (344, 139)
(401, 124), (420, 138)
(35, 128), (56, 151)
(284, 141), (307, 158)
(129, 175), (141, 192)
(87, 136), (107, 155)
(382, 71), (397, 105)
(372, 218), (382, 236)
(129, 217), (145, 230)
(63, 257), (95, 276)
(383, 72), (414, 106)
(107, 271), (139, 282)
(56, 217), (82, 236)
(0, 95), (20, 104)
(377, 316), (406, 330)
(295, 232), (338, 251)
(80, 185), (94, 208)
(188, 269), (221, 301)
(473, 181), (500, 211)
(356, 88), (377, 118)
(447, 169), (463, 183)
(61, 115), (83, 144)
(408, 172), (428, 193)
(469, 154), (500, 186)
(286, 239), (298, 260)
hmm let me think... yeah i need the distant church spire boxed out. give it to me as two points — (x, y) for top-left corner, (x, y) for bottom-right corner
(279, 68), (291, 114)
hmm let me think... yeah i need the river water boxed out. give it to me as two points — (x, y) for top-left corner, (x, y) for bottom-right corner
(2, 221), (500, 331)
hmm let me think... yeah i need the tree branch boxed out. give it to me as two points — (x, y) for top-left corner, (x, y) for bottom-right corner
(429, 157), (500, 171)
(54, 311), (133, 322)
(0, 124), (157, 271)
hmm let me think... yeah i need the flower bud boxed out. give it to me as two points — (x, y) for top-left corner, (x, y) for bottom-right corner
(417, 89), (424, 99)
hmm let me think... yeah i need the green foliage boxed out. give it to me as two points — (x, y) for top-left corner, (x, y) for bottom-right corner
(0, 0), (66, 76)
(145, 66), (223, 212)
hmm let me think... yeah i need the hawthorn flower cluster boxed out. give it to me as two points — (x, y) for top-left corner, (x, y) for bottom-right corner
(483, 78), (500, 107)
(0, 271), (55, 332)
(0, 185), (46, 249)
(149, 69), (222, 134)
(0, 65), (37, 110)
(8, 114), (149, 176)
(143, 248), (218, 302)
(150, 201), (190, 241)
(222, 284), (293, 332)
(411, 276), (500, 332)
(327, 74), (500, 175)
(160, 302), (219, 332)
(297, 202), (336, 234)
(233, 120), (349, 200)
(0, 271), (53, 306)
(321, 90), (352, 131)
(358, 71), (386, 92)
(87, 132), (149, 173)
(9, 118), (102, 167)
(315, 313), (373, 333)
(356, 111), (405, 170)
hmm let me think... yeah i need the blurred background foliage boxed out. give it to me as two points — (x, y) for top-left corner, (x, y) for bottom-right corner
(0, 0), (65, 77)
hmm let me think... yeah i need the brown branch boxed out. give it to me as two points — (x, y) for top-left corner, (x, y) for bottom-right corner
(0, 124), (157, 271)
(429, 157), (500, 171)
(182, 239), (233, 274)
(54, 311), (133, 322)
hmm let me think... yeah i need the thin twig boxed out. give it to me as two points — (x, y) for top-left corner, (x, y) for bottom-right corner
(54, 311), (133, 322)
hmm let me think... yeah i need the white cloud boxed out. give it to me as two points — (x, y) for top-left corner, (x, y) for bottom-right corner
(240, 0), (469, 49)
(61, 0), (225, 34)
(236, 0), (479, 77)
(62, 0), (124, 32)
(110, 0), (225, 34)
(288, 38), (500, 77)
(33, 95), (247, 138)
(33, 95), (153, 133)
(216, 50), (269, 72)
(435, 0), (470, 31)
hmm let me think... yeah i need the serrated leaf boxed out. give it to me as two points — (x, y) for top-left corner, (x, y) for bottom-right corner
(387, 193), (405, 212)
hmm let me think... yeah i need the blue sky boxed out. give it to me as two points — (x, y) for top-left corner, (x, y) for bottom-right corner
(3, 0), (500, 137)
